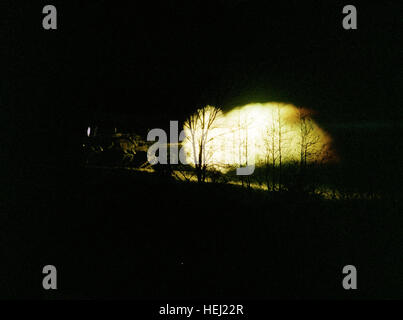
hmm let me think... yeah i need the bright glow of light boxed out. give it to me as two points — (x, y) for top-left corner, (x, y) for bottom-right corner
(87, 126), (91, 137)
(183, 102), (335, 172)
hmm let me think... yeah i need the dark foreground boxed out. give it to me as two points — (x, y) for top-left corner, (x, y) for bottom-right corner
(2, 166), (402, 299)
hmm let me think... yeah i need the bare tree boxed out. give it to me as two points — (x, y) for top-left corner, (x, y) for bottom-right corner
(263, 111), (278, 191)
(183, 105), (222, 183)
(295, 107), (324, 193)
(230, 109), (256, 188)
(262, 104), (289, 191)
(276, 105), (284, 191)
(297, 108), (321, 170)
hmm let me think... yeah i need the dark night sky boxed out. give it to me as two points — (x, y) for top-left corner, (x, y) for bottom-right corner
(1, 1), (403, 301)
(1, 0), (401, 165)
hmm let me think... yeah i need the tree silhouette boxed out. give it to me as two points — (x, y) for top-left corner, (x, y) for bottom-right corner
(183, 105), (222, 183)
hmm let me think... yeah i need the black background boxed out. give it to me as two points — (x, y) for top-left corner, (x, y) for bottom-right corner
(2, 0), (401, 165)
(1, 0), (402, 301)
